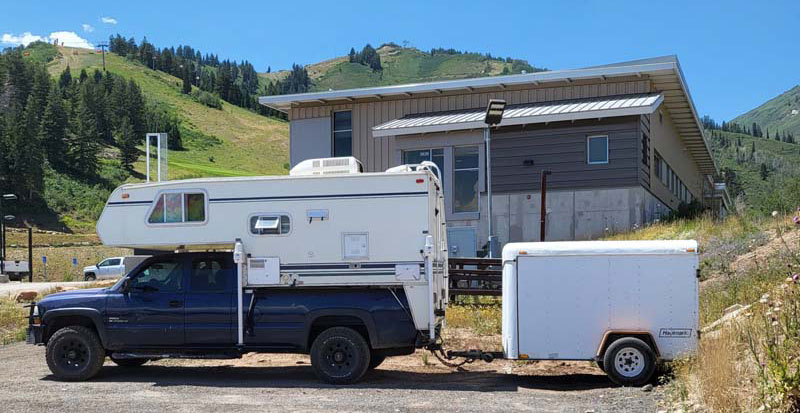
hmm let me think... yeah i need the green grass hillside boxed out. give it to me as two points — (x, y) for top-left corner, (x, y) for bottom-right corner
(733, 85), (800, 138)
(707, 129), (800, 212)
(48, 46), (288, 179)
(259, 44), (543, 92)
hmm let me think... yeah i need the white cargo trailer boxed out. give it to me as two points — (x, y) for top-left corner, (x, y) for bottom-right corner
(500, 240), (699, 385)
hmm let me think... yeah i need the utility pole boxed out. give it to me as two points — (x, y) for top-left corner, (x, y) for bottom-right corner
(98, 42), (108, 71)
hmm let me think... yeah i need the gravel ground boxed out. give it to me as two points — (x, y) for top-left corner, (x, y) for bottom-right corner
(0, 343), (666, 412)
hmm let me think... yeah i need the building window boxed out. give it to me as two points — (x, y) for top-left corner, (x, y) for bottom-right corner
(333, 111), (352, 157)
(641, 131), (650, 166)
(148, 192), (206, 224)
(587, 135), (609, 164)
(250, 214), (291, 235)
(453, 146), (479, 213)
(403, 148), (445, 186)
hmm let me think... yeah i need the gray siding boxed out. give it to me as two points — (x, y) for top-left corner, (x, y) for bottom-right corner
(638, 114), (651, 188)
(290, 117), (331, 166)
(289, 78), (651, 172)
(490, 117), (641, 192)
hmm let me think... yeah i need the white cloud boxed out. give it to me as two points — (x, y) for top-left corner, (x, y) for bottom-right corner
(82, 23), (94, 33)
(1, 32), (45, 46)
(48, 31), (94, 49)
(100, 16), (117, 25)
(0, 30), (94, 49)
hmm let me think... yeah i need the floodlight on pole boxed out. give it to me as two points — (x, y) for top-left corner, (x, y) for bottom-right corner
(4, 215), (14, 221)
(483, 99), (506, 258)
(2, 194), (17, 201)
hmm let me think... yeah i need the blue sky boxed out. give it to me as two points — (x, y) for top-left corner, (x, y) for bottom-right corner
(2, 0), (798, 121)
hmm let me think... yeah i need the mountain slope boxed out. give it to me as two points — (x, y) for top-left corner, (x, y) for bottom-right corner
(733, 85), (800, 138)
(48, 46), (288, 179)
(707, 129), (800, 212)
(259, 44), (544, 92)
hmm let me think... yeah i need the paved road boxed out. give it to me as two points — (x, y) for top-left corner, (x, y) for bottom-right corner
(0, 343), (665, 412)
(0, 281), (92, 298)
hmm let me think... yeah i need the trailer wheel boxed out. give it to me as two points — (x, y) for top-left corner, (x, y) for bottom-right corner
(45, 326), (105, 381)
(603, 337), (656, 387)
(110, 357), (148, 367)
(84, 273), (96, 281)
(310, 327), (370, 384)
(367, 355), (386, 370)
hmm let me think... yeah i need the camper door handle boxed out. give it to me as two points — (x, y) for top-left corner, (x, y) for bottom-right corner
(168, 300), (183, 308)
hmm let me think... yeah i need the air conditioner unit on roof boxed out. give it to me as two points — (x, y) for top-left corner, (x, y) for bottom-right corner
(289, 157), (363, 176)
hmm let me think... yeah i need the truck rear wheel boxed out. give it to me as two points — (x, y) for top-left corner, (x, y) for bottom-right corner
(310, 327), (370, 384)
(602, 337), (656, 387)
(45, 326), (105, 381)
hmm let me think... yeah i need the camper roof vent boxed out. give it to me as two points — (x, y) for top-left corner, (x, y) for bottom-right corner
(290, 157), (363, 176)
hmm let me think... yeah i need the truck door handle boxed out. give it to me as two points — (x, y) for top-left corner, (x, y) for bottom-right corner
(169, 300), (183, 308)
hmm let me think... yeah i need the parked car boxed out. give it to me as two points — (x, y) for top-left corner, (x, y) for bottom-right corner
(83, 256), (149, 281)
(2, 260), (29, 281)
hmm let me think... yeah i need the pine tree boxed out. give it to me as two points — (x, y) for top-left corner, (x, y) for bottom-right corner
(759, 163), (769, 180)
(39, 87), (68, 168)
(13, 97), (45, 200)
(58, 66), (72, 89)
(66, 93), (100, 176)
(79, 68), (88, 83)
(116, 117), (138, 168)
(181, 64), (192, 94)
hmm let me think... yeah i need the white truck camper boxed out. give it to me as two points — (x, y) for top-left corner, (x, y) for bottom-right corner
(96, 157), (448, 347)
(499, 240), (699, 385)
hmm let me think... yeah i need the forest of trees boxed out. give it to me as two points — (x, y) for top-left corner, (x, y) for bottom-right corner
(108, 34), (309, 118)
(348, 44), (382, 71)
(702, 115), (796, 143)
(0, 44), (180, 206)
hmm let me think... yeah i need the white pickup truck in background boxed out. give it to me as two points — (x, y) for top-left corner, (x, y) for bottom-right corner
(82, 256), (149, 281)
(1, 260), (30, 281)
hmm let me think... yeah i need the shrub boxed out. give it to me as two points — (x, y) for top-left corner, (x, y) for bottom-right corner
(196, 90), (222, 109)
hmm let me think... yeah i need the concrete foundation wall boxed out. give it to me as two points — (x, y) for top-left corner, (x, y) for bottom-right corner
(448, 185), (668, 255)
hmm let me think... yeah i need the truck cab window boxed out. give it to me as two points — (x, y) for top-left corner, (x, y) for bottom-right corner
(148, 192), (206, 224)
(190, 259), (229, 292)
(131, 261), (183, 292)
(250, 214), (290, 235)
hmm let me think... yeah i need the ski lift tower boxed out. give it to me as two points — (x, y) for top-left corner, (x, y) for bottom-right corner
(145, 133), (168, 182)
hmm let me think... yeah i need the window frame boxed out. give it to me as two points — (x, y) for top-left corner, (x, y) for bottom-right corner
(189, 257), (231, 293)
(452, 145), (481, 214)
(247, 212), (292, 237)
(145, 189), (209, 227)
(129, 258), (184, 293)
(403, 148), (445, 187)
(332, 110), (353, 157)
(586, 135), (609, 165)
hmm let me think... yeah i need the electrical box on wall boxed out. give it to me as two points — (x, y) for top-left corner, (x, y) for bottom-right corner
(247, 257), (280, 285)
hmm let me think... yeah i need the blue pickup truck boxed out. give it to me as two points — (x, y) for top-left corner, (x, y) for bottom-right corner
(27, 252), (420, 384)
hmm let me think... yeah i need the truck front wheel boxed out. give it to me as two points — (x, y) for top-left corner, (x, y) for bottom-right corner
(84, 273), (96, 281)
(310, 327), (370, 384)
(45, 326), (105, 381)
(602, 337), (657, 387)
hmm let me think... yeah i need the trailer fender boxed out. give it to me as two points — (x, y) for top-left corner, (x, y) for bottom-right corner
(41, 308), (108, 346)
(305, 309), (378, 350)
(596, 330), (660, 360)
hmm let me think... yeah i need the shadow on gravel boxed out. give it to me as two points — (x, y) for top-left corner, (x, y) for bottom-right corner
(41, 365), (616, 392)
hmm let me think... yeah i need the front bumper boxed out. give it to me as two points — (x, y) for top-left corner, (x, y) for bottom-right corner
(26, 325), (43, 345)
(25, 302), (44, 345)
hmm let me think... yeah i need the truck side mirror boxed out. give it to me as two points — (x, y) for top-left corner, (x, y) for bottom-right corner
(121, 278), (131, 294)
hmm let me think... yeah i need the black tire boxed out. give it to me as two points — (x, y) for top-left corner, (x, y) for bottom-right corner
(367, 355), (386, 370)
(45, 326), (105, 381)
(84, 273), (96, 281)
(310, 327), (370, 384)
(110, 357), (148, 367)
(603, 337), (657, 387)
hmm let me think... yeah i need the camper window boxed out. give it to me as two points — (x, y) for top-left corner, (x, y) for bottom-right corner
(250, 214), (291, 235)
(148, 192), (206, 224)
